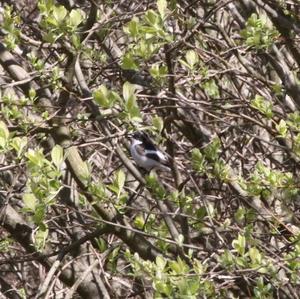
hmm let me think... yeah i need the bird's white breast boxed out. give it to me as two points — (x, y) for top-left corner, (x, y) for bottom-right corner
(130, 139), (169, 171)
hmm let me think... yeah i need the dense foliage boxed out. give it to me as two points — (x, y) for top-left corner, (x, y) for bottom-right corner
(0, 0), (300, 298)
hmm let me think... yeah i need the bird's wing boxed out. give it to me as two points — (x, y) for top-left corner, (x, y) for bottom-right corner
(142, 137), (157, 151)
(145, 152), (161, 162)
(156, 150), (169, 163)
(145, 150), (169, 164)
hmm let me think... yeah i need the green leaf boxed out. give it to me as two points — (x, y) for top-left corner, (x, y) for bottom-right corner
(127, 98), (141, 121)
(122, 53), (139, 70)
(96, 238), (107, 252)
(146, 172), (166, 199)
(108, 184), (119, 195)
(272, 83), (283, 95)
(204, 138), (221, 161)
(156, 255), (167, 270)
(42, 32), (57, 43)
(219, 249), (234, 267)
(123, 82), (136, 102)
(152, 116), (164, 133)
(191, 148), (206, 173)
(150, 63), (168, 80)
(185, 49), (198, 69)
(69, 9), (83, 27)
(26, 149), (45, 168)
(193, 259), (204, 275)
(234, 207), (245, 223)
(93, 85), (110, 108)
(38, 0), (55, 14)
(232, 234), (246, 256)
(108, 170), (126, 199)
(157, 0), (167, 19)
(116, 169), (125, 195)
(71, 33), (81, 49)
(134, 215), (145, 229)
(51, 145), (64, 169)
(28, 88), (37, 101)
(249, 247), (262, 265)
(32, 209), (44, 226)
(23, 193), (37, 211)
(196, 206), (206, 220)
(251, 95), (273, 118)
(0, 238), (12, 253)
(34, 225), (49, 251)
(179, 59), (192, 70)
(241, 13), (279, 49)
(123, 17), (140, 38)
(79, 161), (90, 182)
(53, 5), (67, 23)
(203, 79), (220, 98)
(213, 159), (230, 182)
(10, 136), (27, 158)
(144, 10), (159, 27)
(155, 281), (172, 297)
(188, 278), (201, 295)
(135, 39), (157, 59)
(0, 121), (9, 141)
(169, 260), (181, 274)
(276, 119), (288, 137)
(109, 91), (121, 104)
(89, 182), (107, 202)
(122, 82), (141, 122)
(0, 137), (6, 149)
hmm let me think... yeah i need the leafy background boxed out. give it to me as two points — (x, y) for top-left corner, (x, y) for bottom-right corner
(0, 0), (300, 298)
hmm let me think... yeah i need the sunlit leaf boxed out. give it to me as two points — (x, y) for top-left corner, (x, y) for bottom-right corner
(116, 169), (125, 195)
(69, 9), (83, 27)
(0, 121), (9, 141)
(232, 234), (246, 256)
(152, 116), (164, 133)
(51, 145), (64, 169)
(10, 136), (27, 158)
(157, 0), (167, 19)
(276, 119), (287, 137)
(185, 49), (198, 68)
(156, 255), (167, 270)
(53, 5), (67, 23)
(123, 81), (136, 102)
(93, 85), (110, 108)
(23, 193), (37, 211)
(34, 225), (49, 251)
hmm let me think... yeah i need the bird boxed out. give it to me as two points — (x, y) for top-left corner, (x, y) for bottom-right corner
(130, 131), (170, 171)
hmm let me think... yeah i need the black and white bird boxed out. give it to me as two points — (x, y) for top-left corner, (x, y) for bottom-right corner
(130, 131), (170, 171)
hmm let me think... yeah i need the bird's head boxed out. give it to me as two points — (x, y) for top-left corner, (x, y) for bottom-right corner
(131, 131), (158, 150)
(131, 131), (149, 142)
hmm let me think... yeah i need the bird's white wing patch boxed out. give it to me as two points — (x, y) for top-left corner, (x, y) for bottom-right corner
(145, 149), (168, 162)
